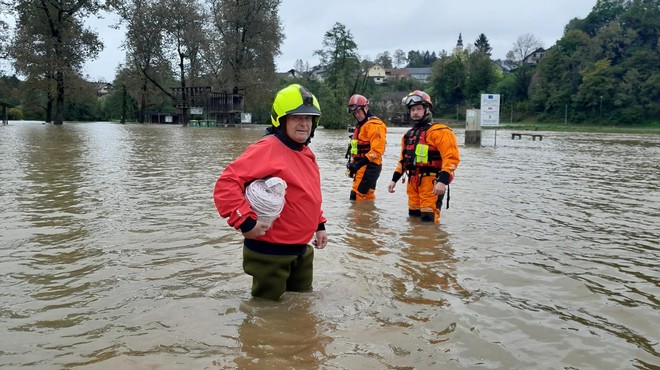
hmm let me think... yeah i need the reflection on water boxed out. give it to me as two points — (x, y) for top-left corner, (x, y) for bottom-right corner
(0, 122), (658, 369)
(231, 297), (332, 369)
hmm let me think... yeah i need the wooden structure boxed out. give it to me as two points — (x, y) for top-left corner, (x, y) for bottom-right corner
(171, 86), (243, 125)
(0, 99), (14, 125)
(512, 133), (543, 141)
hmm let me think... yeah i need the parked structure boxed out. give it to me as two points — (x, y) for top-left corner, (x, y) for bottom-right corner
(0, 100), (14, 124)
(171, 86), (244, 125)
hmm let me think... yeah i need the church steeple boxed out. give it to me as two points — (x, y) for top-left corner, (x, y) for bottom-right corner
(454, 33), (464, 55)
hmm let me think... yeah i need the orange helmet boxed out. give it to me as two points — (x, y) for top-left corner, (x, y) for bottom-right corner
(402, 90), (432, 109)
(347, 94), (369, 113)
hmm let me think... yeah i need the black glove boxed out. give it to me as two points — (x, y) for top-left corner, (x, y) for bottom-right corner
(347, 157), (369, 178)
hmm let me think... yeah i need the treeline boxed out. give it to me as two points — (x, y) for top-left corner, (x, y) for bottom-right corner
(0, 0), (658, 126)
(442, 0), (660, 125)
(0, 0), (283, 125)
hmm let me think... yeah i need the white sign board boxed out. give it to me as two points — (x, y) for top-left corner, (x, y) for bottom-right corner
(241, 113), (252, 124)
(165, 115), (173, 123)
(480, 94), (500, 126)
(190, 107), (203, 115)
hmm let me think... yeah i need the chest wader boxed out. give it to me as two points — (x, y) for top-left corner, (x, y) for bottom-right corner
(242, 241), (314, 301)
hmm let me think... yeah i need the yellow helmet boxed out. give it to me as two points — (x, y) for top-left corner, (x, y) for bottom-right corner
(270, 84), (321, 127)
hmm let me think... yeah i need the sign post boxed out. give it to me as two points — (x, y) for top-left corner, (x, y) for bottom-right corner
(480, 94), (501, 147)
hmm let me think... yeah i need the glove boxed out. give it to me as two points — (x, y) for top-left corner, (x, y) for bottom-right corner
(346, 158), (369, 178)
(347, 163), (359, 178)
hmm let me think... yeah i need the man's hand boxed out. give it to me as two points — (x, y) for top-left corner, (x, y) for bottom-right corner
(433, 181), (446, 196)
(346, 158), (369, 178)
(346, 163), (359, 178)
(313, 230), (328, 249)
(388, 181), (397, 193)
(242, 220), (270, 239)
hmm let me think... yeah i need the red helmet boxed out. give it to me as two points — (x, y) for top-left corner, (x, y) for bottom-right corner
(347, 94), (369, 113)
(402, 90), (432, 109)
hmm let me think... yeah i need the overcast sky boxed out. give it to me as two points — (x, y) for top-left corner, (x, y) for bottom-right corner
(83, 0), (596, 82)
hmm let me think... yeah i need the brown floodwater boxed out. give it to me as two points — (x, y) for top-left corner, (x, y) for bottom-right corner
(0, 121), (658, 369)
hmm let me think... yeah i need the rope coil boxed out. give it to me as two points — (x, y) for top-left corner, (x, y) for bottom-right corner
(245, 177), (287, 225)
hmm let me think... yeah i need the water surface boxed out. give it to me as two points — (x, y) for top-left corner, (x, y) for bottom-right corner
(0, 122), (658, 369)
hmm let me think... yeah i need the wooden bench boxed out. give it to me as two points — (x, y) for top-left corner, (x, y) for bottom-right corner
(511, 133), (543, 141)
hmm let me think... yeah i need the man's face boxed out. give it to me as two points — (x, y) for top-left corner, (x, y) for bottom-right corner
(285, 115), (313, 143)
(352, 106), (367, 121)
(409, 105), (426, 121)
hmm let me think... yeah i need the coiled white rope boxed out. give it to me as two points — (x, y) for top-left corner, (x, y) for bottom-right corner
(245, 177), (287, 226)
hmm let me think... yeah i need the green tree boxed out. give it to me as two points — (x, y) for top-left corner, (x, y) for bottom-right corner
(314, 22), (360, 129)
(566, 0), (627, 37)
(465, 51), (499, 106)
(431, 54), (466, 112)
(474, 33), (492, 56)
(210, 0), (283, 120)
(12, 0), (104, 124)
(529, 29), (592, 120)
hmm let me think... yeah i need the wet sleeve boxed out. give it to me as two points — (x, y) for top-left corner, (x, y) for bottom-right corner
(391, 134), (405, 182)
(430, 128), (460, 185)
(213, 141), (273, 231)
(365, 121), (387, 163)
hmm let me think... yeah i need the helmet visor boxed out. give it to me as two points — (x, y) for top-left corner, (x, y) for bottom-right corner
(404, 94), (426, 107)
(346, 104), (361, 114)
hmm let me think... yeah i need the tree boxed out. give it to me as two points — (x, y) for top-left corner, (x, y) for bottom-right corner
(0, 1), (11, 63)
(431, 54), (467, 111)
(374, 51), (393, 68)
(113, 0), (174, 123)
(292, 59), (311, 74)
(314, 22), (360, 129)
(210, 0), (283, 120)
(474, 33), (492, 56)
(160, 0), (207, 126)
(11, 0), (104, 125)
(393, 49), (406, 68)
(465, 51), (499, 105)
(566, 0), (627, 37)
(505, 33), (543, 68)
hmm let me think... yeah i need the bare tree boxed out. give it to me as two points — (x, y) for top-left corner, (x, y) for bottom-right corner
(393, 49), (406, 68)
(160, 0), (207, 126)
(113, 0), (174, 123)
(506, 33), (543, 68)
(374, 51), (393, 68)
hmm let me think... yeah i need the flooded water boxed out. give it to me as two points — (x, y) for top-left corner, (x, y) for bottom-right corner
(0, 121), (658, 370)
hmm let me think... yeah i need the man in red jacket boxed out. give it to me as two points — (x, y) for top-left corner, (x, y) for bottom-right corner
(214, 84), (329, 300)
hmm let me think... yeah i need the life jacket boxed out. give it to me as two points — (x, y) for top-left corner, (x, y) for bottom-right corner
(401, 123), (444, 175)
(349, 118), (378, 159)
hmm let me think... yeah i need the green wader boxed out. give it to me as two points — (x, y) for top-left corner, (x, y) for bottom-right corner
(242, 245), (314, 301)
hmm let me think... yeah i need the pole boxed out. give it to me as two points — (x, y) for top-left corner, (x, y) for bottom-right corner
(494, 128), (497, 147)
(564, 104), (567, 124)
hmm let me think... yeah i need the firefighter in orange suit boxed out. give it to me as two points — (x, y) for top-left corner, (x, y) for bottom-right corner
(387, 90), (460, 222)
(345, 94), (387, 200)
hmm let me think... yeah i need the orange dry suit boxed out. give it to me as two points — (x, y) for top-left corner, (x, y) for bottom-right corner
(391, 121), (460, 222)
(346, 114), (387, 200)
